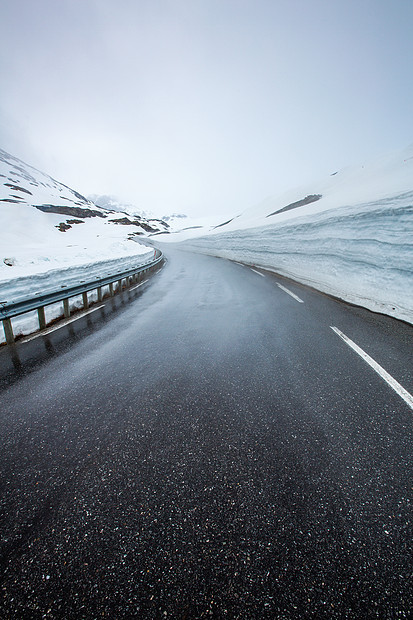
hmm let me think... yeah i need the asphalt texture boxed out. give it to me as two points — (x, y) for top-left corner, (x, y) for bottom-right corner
(0, 248), (412, 619)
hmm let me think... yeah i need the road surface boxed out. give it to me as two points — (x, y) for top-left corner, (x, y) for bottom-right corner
(0, 248), (412, 619)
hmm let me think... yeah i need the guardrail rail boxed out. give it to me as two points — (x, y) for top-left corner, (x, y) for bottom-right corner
(1, 249), (163, 345)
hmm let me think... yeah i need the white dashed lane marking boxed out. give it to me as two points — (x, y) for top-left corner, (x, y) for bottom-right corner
(331, 326), (413, 411)
(277, 283), (304, 303)
(250, 268), (265, 277)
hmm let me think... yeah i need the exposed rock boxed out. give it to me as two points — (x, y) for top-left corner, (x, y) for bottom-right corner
(127, 231), (144, 238)
(56, 222), (72, 232)
(109, 216), (163, 233)
(136, 220), (159, 233)
(4, 183), (33, 195)
(267, 194), (322, 217)
(148, 218), (170, 228)
(35, 204), (106, 218)
(110, 217), (137, 225)
(213, 218), (234, 229)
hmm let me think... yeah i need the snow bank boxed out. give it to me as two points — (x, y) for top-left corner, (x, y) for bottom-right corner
(0, 208), (153, 343)
(0, 208), (151, 286)
(180, 193), (413, 323)
(167, 146), (413, 325)
(0, 232), (153, 343)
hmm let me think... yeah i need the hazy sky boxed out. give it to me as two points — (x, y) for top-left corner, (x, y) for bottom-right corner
(1, 0), (412, 218)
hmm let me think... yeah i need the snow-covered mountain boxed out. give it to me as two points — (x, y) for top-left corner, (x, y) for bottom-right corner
(0, 148), (176, 283)
(87, 193), (182, 233)
(0, 148), (171, 245)
(160, 146), (413, 324)
(0, 148), (169, 297)
(0, 149), (171, 342)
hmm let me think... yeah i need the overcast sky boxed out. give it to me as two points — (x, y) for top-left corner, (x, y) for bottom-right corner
(1, 0), (412, 218)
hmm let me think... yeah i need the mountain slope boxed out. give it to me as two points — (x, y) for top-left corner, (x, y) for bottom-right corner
(0, 149), (170, 284)
(0, 148), (172, 243)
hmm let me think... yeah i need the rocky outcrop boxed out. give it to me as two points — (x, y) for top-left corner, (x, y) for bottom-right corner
(267, 194), (322, 217)
(35, 204), (106, 218)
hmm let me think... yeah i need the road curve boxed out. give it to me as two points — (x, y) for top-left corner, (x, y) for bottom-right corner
(0, 247), (412, 619)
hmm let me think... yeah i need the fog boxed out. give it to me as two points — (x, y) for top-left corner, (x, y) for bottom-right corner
(1, 0), (412, 217)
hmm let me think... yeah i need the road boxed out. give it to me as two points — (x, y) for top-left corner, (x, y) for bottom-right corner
(0, 248), (412, 619)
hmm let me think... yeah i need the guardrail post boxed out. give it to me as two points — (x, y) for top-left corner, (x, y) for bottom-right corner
(3, 318), (15, 345)
(97, 286), (102, 302)
(118, 279), (122, 292)
(63, 298), (70, 318)
(38, 306), (46, 330)
(82, 292), (89, 309)
(109, 283), (114, 297)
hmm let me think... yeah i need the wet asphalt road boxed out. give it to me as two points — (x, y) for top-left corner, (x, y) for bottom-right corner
(0, 248), (412, 619)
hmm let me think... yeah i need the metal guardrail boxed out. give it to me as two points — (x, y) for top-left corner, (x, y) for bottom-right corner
(1, 249), (163, 345)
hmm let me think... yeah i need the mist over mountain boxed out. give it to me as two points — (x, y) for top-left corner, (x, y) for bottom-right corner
(88, 194), (153, 219)
(88, 193), (189, 232)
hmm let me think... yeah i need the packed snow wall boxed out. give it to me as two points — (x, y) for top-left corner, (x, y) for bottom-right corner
(180, 192), (413, 325)
(0, 250), (154, 306)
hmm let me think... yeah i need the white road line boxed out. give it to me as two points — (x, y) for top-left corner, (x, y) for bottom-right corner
(330, 326), (413, 411)
(21, 307), (103, 343)
(130, 280), (147, 291)
(250, 268), (265, 277)
(277, 283), (304, 303)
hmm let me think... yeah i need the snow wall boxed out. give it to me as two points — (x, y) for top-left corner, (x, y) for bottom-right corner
(0, 251), (154, 306)
(179, 191), (413, 325)
(0, 250), (154, 343)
